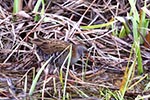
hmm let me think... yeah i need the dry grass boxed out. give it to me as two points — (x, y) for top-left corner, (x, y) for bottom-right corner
(0, 0), (150, 100)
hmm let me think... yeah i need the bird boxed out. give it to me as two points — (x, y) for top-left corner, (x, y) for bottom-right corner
(31, 35), (88, 67)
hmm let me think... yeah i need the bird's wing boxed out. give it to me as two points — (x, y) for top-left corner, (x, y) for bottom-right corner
(32, 38), (71, 54)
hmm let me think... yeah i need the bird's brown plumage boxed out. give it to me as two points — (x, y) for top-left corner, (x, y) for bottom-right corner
(31, 36), (70, 55)
(31, 35), (87, 66)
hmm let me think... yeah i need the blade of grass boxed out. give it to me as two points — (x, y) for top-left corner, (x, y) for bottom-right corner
(80, 20), (117, 29)
(29, 57), (52, 96)
(33, 0), (45, 21)
(128, 74), (148, 90)
(119, 44), (135, 100)
(139, 1), (149, 44)
(128, 0), (143, 74)
(13, 0), (22, 13)
(62, 45), (72, 100)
